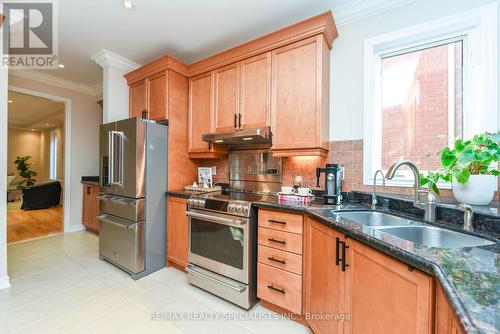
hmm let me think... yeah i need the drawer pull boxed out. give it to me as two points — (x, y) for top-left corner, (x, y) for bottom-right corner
(267, 256), (286, 264)
(268, 238), (286, 245)
(267, 284), (285, 294)
(268, 219), (287, 225)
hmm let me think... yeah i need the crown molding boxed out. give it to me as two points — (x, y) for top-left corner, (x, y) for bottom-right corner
(91, 48), (141, 72)
(9, 70), (98, 96)
(334, 0), (418, 26)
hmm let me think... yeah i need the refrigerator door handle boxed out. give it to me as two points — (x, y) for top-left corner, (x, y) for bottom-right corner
(108, 131), (114, 185)
(109, 131), (124, 185)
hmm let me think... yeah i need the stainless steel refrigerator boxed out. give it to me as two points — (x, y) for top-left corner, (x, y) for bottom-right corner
(98, 117), (167, 279)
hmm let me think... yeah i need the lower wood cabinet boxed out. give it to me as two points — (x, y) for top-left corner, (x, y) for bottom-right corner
(257, 209), (304, 315)
(304, 217), (434, 334)
(82, 183), (100, 233)
(166, 197), (189, 269)
(436, 283), (465, 334)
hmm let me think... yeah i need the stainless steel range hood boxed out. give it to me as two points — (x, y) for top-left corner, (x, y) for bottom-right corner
(202, 127), (271, 146)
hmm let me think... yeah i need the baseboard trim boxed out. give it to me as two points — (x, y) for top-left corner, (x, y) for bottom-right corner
(0, 276), (11, 290)
(67, 224), (85, 233)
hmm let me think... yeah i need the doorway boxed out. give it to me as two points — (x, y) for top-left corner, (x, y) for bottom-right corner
(6, 90), (66, 243)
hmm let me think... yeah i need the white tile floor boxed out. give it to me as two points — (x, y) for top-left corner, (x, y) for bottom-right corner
(1, 231), (311, 334)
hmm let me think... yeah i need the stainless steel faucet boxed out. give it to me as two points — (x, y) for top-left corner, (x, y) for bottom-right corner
(458, 203), (474, 232)
(385, 160), (437, 222)
(372, 169), (385, 209)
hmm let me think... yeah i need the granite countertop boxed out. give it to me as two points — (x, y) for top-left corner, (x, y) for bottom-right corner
(253, 196), (499, 334)
(81, 176), (99, 186)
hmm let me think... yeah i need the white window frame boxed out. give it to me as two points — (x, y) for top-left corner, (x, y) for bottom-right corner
(363, 3), (498, 188)
(49, 130), (57, 180)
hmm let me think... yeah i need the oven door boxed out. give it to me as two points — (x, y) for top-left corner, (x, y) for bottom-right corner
(187, 209), (249, 284)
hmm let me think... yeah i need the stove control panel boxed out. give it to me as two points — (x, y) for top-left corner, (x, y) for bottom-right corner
(228, 202), (250, 216)
(187, 198), (206, 209)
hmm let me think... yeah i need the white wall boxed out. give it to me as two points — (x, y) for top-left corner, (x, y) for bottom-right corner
(330, 0), (500, 141)
(103, 65), (129, 123)
(8, 75), (101, 231)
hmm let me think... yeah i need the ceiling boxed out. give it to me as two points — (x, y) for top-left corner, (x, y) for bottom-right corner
(8, 91), (65, 130)
(32, 0), (350, 87)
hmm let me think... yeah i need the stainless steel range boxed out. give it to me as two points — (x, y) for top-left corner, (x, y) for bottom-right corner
(186, 149), (281, 309)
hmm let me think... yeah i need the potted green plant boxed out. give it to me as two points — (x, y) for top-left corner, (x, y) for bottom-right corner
(14, 155), (37, 190)
(420, 132), (499, 205)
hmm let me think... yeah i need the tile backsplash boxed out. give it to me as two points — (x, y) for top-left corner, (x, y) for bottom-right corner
(202, 139), (499, 200)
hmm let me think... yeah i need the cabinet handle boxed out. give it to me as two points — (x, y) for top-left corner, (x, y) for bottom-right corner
(234, 114), (237, 128)
(268, 238), (286, 245)
(267, 284), (285, 294)
(238, 113), (242, 128)
(86, 186), (91, 195)
(268, 256), (286, 264)
(340, 241), (349, 272)
(335, 237), (340, 266)
(268, 219), (287, 225)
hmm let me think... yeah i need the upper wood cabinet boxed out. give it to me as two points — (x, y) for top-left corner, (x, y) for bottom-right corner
(214, 63), (240, 133)
(240, 52), (271, 130)
(271, 35), (330, 157)
(148, 71), (167, 121)
(188, 72), (226, 158)
(304, 217), (434, 334)
(129, 80), (147, 119)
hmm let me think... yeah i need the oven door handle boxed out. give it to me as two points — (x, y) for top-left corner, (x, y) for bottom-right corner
(185, 211), (245, 227)
(186, 265), (246, 293)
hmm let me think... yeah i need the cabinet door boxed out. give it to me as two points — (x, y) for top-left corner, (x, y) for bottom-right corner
(436, 283), (465, 334)
(129, 80), (147, 118)
(240, 52), (271, 129)
(82, 185), (90, 228)
(90, 186), (100, 232)
(148, 71), (167, 121)
(344, 239), (433, 334)
(271, 36), (321, 150)
(189, 72), (214, 153)
(214, 63), (239, 133)
(304, 217), (344, 334)
(167, 197), (188, 268)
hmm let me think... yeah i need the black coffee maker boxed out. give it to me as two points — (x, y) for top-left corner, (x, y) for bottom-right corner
(316, 164), (344, 204)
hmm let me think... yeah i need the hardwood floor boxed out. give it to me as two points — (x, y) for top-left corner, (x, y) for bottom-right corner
(7, 205), (62, 243)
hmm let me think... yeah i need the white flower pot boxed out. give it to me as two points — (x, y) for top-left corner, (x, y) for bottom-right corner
(452, 175), (497, 206)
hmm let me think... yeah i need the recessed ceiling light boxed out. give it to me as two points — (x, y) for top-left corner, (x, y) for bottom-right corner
(31, 129), (35, 131)
(45, 123), (50, 126)
(8, 100), (13, 103)
(121, 0), (135, 10)
(58, 64), (65, 68)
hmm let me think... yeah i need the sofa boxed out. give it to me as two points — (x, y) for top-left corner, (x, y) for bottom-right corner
(21, 181), (62, 210)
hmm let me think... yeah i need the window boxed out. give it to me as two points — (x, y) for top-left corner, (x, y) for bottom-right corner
(364, 4), (497, 188)
(49, 131), (57, 180)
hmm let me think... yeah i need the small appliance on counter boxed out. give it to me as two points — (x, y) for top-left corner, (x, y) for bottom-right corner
(316, 164), (344, 204)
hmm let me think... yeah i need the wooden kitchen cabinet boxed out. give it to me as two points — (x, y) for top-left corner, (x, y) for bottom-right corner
(166, 197), (189, 269)
(271, 35), (330, 157)
(82, 183), (100, 233)
(304, 217), (434, 334)
(214, 63), (240, 133)
(436, 283), (465, 334)
(129, 80), (147, 119)
(188, 72), (226, 158)
(239, 52), (271, 130)
(304, 217), (345, 334)
(147, 71), (167, 120)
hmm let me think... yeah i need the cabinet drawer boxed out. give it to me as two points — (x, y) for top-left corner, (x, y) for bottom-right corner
(258, 227), (302, 255)
(258, 209), (303, 234)
(258, 245), (302, 275)
(257, 263), (302, 314)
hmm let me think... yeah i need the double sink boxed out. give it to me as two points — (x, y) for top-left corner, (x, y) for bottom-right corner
(331, 211), (495, 249)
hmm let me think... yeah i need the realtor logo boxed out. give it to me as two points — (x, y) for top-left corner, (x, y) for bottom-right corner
(1, 0), (58, 68)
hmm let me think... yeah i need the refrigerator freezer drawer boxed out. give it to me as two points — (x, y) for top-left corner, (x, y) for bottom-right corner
(98, 195), (145, 222)
(98, 214), (145, 274)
